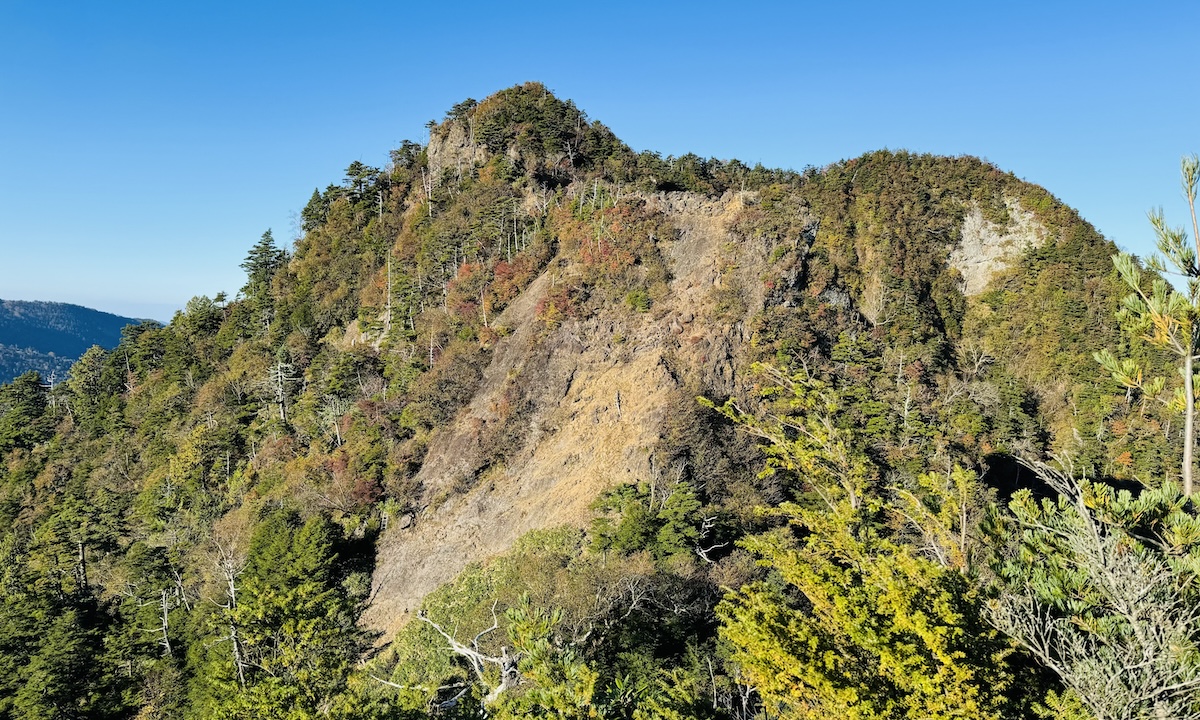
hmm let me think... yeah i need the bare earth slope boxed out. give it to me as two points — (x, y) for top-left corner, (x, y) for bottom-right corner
(364, 185), (1050, 639)
(363, 191), (764, 636)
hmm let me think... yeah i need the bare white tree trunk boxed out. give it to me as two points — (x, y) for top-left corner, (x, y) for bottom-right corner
(417, 604), (522, 708)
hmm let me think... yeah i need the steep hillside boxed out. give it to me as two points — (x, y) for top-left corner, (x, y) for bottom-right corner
(0, 299), (141, 383)
(361, 145), (1149, 637)
(364, 190), (759, 634)
(0, 83), (1171, 719)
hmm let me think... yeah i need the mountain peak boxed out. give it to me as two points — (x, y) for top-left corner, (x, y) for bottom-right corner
(428, 82), (630, 184)
(0, 84), (1152, 718)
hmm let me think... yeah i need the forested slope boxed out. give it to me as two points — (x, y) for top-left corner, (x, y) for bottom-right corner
(0, 83), (1186, 719)
(0, 299), (141, 383)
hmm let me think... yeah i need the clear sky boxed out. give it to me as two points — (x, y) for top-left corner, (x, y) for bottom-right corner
(2, 1), (1198, 321)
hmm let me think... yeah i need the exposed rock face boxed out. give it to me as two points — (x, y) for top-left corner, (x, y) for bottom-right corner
(950, 199), (1049, 295)
(426, 121), (488, 182)
(362, 191), (769, 638)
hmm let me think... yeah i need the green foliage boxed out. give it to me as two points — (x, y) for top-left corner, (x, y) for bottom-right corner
(890, 464), (987, 571)
(492, 596), (600, 719)
(623, 288), (650, 313)
(1095, 155), (1200, 493)
(990, 463), (1200, 720)
(0, 531), (126, 720)
(0, 86), (1172, 719)
(12, 608), (113, 719)
(710, 366), (1042, 720)
(720, 530), (1022, 720)
(367, 524), (728, 719)
(590, 480), (706, 564)
(194, 508), (369, 718)
(1031, 690), (1092, 720)
(772, 149), (1133, 469)
(372, 529), (589, 714)
(0, 371), (54, 455)
(702, 366), (876, 510)
(628, 666), (722, 720)
(241, 229), (287, 306)
(465, 82), (631, 182)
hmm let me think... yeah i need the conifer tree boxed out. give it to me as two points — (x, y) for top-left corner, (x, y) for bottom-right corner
(301, 188), (325, 232)
(202, 510), (366, 717)
(1096, 154), (1200, 493)
(990, 462), (1200, 720)
(240, 229), (286, 307)
(0, 371), (52, 454)
(13, 609), (106, 719)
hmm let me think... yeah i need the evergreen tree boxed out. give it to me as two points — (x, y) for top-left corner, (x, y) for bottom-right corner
(301, 189), (325, 232)
(0, 371), (53, 454)
(990, 462), (1200, 720)
(13, 609), (107, 720)
(240, 230), (286, 306)
(200, 510), (367, 718)
(1096, 154), (1200, 493)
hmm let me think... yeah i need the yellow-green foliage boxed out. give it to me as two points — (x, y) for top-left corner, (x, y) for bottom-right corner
(369, 529), (612, 715)
(1032, 690), (1093, 720)
(719, 510), (1019, 720)
(710, 366), (1041, 720)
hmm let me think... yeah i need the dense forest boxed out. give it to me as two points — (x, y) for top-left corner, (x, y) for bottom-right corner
(0, 300), (141, 384)
(2, 83), (1198, 719)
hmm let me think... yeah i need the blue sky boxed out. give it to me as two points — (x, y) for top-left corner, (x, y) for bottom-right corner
(2, 1), (1198, 321)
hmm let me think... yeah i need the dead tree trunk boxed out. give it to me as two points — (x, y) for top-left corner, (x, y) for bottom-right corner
(418, 603), (522, 708)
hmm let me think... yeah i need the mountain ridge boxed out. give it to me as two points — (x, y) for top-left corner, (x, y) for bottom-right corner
(0, 298), (142, 384)
(0, 82), (1169, 718)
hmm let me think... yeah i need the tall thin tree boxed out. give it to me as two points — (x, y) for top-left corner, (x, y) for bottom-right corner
(1096, 154), (1200, 494)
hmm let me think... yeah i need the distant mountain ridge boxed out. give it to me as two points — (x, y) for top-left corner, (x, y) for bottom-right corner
(0, 299), (142, 384)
